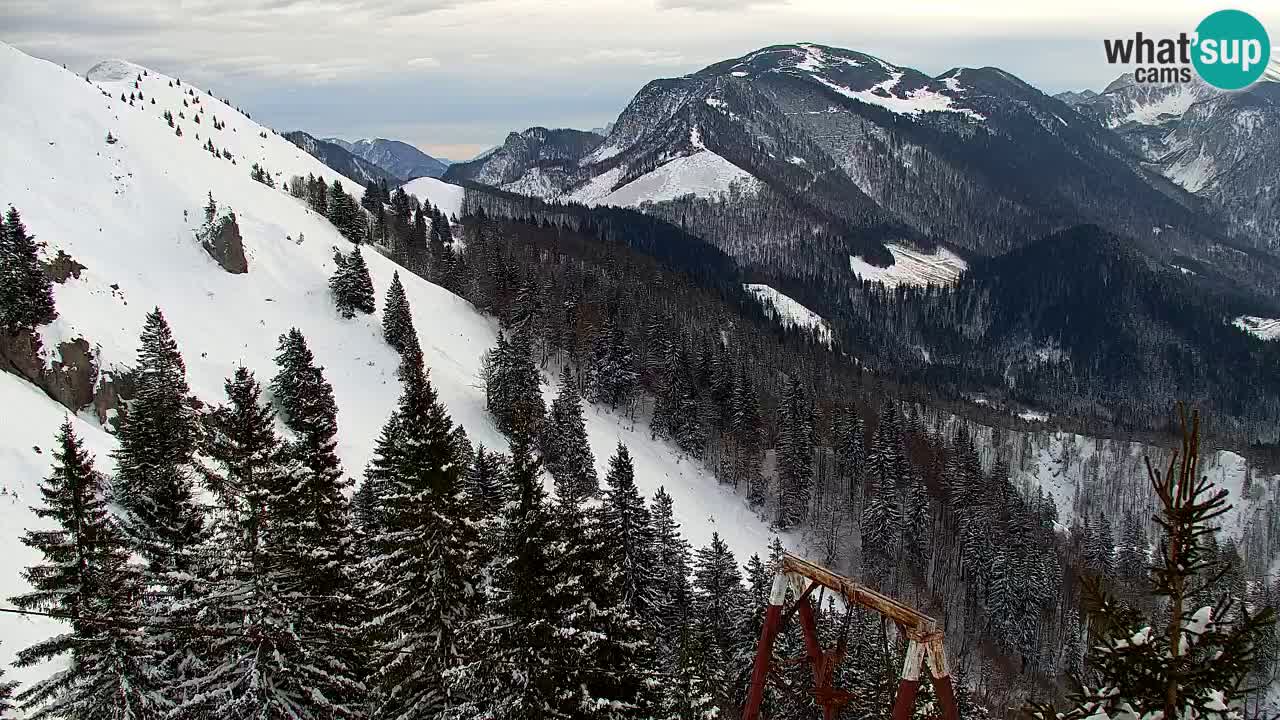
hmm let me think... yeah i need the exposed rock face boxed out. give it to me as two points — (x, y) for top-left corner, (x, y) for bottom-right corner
(44, 250), (86, 283)
(201, 211), (248, 274)
(46, 338), (97, 411)
(92, 369), (136, 430)
(0, 330), (101, 414)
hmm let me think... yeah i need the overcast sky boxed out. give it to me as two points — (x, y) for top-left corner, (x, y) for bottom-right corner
(3, 0), (1277, 159)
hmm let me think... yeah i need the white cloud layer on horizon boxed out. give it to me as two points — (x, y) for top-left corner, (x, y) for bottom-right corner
(3, 0), (1277, 158)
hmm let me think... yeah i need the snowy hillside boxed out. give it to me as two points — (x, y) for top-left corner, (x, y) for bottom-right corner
(401, 176), (466, 219)
(1235, 315), (1280, 341)
(849, 243), (967, 287)
(921, 406), (1280, 567)
(0, 42), (780, 687)
(569, 150), (759, 207)
(743, 284), (831, 344)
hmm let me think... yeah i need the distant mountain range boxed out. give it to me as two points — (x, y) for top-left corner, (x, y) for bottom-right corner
(450, 44), (1280, 309)
(283, 131), (401, 185)
(1057, 73), (1280, 254)
(324, 137), (449, 180)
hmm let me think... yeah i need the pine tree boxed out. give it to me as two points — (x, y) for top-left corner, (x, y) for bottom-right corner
(362, 358), (477, 720)
(775, 374), (813, 530)
(451, 436), (584, 719)
(10, 420), (157, 720)
(382, 271), (420, 358)
(113, 308), (204, 576)
(596, 443), (658, 621)
(481, 329), (544, 441)
(330, 245), (376, 318)
(268, 328), (364, 704)
(0, 206), (57, 331)
(588, 312), (638, 411)
(1028, 407), (1277, 720)
(541, 366), (598, 503)
(326, 181), (365, 243)
(0, 648), (15, 720)
(651, 487), (694, 665)
(361, 181), (382, 214)
(185, 368), (362, 720)
(691, 533), (748, 717)
(464, 444), (509, 520)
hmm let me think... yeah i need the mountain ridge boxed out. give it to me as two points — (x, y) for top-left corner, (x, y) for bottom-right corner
(325, 136), (449, 179)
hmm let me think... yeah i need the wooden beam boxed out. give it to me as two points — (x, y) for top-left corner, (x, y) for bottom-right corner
(779, 552), (938, 640)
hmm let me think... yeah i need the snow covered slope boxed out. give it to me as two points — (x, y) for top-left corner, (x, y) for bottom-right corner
(401, 176), (466, 219)
(569, 150), (759, 207)
(743, 284), (831, 344)
(1235, 316), (1280, 341)
(0, 42), (780, 688)
(849, 243), (967, 288)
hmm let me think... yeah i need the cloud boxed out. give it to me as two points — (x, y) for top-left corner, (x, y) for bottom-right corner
(6, 0), (1279, 152)
(654, 0), (788, 11)
(579, 48), (687, 66)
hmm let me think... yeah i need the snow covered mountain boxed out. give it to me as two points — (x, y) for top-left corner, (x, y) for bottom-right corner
(1059, 75), (1280, 253)
(448, 43), (1232, 269)
(284, 130), (403, 184)
(0, 41), (779, 688)
(326, 137), (449, 180)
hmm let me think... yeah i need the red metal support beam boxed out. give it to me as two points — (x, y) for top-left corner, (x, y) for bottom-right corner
(741, 554), (962, 720)
(742, 572), (789, 720)
(794, 589), (840, 720)
(891, 640), (926, 720)
(927, 637), (960, 720)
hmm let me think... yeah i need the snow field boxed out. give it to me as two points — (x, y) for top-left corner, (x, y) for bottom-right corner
(0, 41), (785, 687)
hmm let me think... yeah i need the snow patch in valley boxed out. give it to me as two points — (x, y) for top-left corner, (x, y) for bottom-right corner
(0, 41), (785, 686)
(743, 284), (832, 344)
(849, 243), (968, 288)
(1234, 316), (1280, 341)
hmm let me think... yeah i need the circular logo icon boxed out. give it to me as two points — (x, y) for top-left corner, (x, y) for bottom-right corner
(1192, 9), (1271, 90)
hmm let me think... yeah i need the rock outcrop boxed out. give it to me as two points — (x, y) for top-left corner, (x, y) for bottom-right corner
(0, 330), (101, 413)
(200, 211), (248, 274)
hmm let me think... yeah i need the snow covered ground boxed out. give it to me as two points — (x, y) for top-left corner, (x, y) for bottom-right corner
(849, 243), (968, 288)
(927, 406), (1276, 550)
(568, 150), (759, 207)
(1113, 84), (1204, 127)
(0, 42), (782, 688)
(401, 176), (465, 219)
(814, 75), (985, 122)
(1234, 315), (1280, 341)
(743, 284), (832, 344)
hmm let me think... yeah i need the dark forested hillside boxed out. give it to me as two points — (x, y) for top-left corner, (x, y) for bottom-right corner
(454, 184), (1280, 442)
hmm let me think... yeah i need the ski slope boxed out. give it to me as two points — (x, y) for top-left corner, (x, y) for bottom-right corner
(0, 42), (781, 689)
(849, 243), (967, 288)
(743, 284), (832, 344)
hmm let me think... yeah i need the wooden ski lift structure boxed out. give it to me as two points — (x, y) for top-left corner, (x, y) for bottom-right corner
(741, 552), (960, 720)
